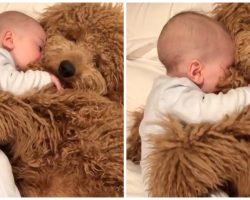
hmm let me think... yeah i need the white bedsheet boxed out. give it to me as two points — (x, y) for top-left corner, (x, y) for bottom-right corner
(0, 3), (54, 19)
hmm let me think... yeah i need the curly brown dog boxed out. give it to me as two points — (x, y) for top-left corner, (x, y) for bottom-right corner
(0, 3), (123, 197)
(39, 3), (123, 104)
(127, 3), (250, 197)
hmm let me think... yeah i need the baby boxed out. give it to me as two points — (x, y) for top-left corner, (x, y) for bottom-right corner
(0, 11), (62, 95)
(139, 11), (250, 196)
(0, 11), (62, 197)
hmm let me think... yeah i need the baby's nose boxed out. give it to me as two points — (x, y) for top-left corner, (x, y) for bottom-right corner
(58, 60), (75, 77)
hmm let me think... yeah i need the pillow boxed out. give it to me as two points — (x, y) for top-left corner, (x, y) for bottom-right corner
(127, 3), (214, 59)
(0, 3), (55, 19)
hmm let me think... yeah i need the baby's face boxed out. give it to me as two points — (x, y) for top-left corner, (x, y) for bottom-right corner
(201, 45), (235, 93)
(11, 23), (46, 70)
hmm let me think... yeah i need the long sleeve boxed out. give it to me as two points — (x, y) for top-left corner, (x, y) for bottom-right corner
(158, 80), (250, 124)
(0, 48), (51, 95)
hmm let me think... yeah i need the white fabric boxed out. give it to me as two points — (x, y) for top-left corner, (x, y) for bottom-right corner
(0, 3), (54, 19)
(0, 48), (51, 96)
(127, 3), (214, 41)
(0, 150), (20, 197)
(140, 75), (250, 196)
(126, 160), (147, 197)
(127, 3), (214, 61)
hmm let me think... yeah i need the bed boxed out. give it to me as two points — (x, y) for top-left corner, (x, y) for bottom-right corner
(126, 3), (214, 197)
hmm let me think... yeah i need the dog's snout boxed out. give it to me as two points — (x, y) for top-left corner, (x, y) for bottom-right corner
(58, 60), (75, 77)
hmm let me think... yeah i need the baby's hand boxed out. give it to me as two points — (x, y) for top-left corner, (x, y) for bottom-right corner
(50, 74), (63, 91)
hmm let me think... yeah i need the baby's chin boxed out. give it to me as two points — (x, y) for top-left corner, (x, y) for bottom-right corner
(201, 85), (219, 94)
(17, 62), (36, 71)
(16, 65), (27, 71)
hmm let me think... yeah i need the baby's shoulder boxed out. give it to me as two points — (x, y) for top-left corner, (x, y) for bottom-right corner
(0, 48), (12, 60)
(153, 75), (196, 91)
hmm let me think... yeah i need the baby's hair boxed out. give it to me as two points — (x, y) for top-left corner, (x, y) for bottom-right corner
(157, 11), (232, 73)
(0, 11), (40, 34)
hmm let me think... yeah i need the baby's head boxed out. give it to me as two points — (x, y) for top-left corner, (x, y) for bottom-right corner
(0, 11), (46, 70)
(157, 11), (235, 93)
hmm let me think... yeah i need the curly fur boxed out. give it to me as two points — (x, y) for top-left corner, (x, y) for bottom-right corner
(146, 109), (250, 196)
(214, 4), (250, 92)
(35, 3), (123, 104)
(127, 3), (250, 196)
(126, 109), (143, 164)
(0, 3), (123, 197)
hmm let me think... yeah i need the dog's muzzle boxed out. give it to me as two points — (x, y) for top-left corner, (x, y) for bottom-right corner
(58, 60), (75, 77)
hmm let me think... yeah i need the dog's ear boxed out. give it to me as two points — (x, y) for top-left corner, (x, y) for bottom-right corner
(40, 17), (82, 43)
(92, 52), (123, 104)
(39, 3), (83, 42)
(63, 26), (83, 43)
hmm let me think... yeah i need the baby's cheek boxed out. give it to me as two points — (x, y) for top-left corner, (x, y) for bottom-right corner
(34, 51), (42, 62)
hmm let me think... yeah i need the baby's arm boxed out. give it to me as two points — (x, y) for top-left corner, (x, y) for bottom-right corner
(0, 65), (63, 95)
(0, 48), (62, 95)
(159, 85), (250, 124)
(0, 66), (52, 95)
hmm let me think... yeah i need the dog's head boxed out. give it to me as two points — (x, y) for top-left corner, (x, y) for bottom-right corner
(38, 3), (123, 102)
(213, 3), (250, 92)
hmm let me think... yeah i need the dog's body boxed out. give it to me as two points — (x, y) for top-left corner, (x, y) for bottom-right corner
(0, 3), (123, 197)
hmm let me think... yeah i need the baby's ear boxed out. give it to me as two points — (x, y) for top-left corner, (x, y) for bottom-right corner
(2, 31), (14, 50)
(187, 59), (204, 86)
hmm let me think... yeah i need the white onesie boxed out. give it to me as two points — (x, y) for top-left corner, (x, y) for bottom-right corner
(0, 48), (51, 95)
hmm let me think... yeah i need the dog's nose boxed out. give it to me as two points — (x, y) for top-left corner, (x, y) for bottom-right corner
(58, 60), (75, 77)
